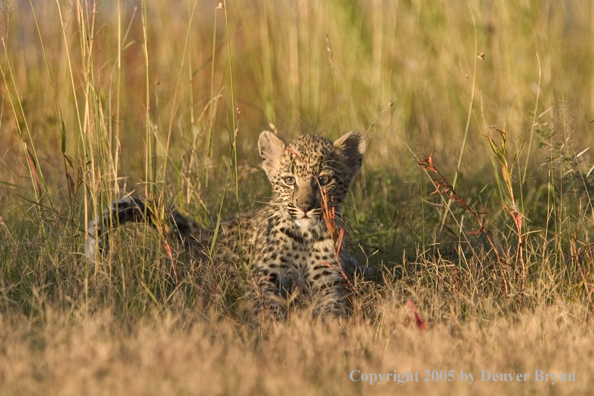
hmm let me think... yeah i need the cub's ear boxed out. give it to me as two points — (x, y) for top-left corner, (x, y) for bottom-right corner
(334, 130), (366, 169)
(258, 131), (286, 176)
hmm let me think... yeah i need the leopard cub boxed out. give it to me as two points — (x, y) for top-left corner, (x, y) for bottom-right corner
(87, 130), (367, 319)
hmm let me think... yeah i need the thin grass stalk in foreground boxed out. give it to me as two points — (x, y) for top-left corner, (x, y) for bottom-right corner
(205, 3), (221, 189)
(325, 34), (342, 133)
(517, 54), (541, 228)
(521, 53), (541, 185)
(440, 1), (478, 230)
(223, 0), (244, 274)
(209, 167), (230, 258)
(79, 0), (106, 270)
(139, 0), (159, 277)
(0, 57), (40, 202)
(479, 92), (505, 201)
(187, 0), (195, 133)
(29, 0), (69, 194)
(114, 0), (122, 197)
(258, 0), (275, 125)
(54, 0), (93, 255)
(162, 0), (198, 185)
(141, 0), (153, 197)
(184, 92), (222, 210)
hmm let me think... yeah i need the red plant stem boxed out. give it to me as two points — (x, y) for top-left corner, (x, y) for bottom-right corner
(319, 185), (363, 299)
(418, 153), (509, 297)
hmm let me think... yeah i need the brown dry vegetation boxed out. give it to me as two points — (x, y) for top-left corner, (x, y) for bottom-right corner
(1, 0), (594, 394)
(1, 301), (592, 396)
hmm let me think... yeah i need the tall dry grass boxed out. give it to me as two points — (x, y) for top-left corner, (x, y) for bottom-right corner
(1, 0), (594, 394)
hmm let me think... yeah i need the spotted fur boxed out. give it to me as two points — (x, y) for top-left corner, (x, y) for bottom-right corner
(86, 131), (367, 319)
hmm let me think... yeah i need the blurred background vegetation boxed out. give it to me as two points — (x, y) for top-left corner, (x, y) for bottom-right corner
(3, 0), (593, 190)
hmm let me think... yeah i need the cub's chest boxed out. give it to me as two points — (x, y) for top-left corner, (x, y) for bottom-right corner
(257, 228), (338, 270)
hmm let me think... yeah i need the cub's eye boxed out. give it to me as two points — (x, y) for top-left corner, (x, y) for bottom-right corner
(282, 176), (296, 186)
(317, 175), (331, 186)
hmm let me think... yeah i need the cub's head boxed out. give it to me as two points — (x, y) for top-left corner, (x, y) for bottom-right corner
(258, 131), (366, 228)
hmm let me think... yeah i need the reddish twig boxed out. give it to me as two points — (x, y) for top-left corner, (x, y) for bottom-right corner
(319, 184), (364, 299)
(502, 201), (525, 308)
(408, 300), (426, 331)
(284, 147), (303, 161)
(417, 152), (509, 297)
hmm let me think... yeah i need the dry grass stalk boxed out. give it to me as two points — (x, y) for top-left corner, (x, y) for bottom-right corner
(486, 123), (526, 308)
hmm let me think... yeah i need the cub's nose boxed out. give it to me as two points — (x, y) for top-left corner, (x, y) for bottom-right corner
(298, 203), (315, 214)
